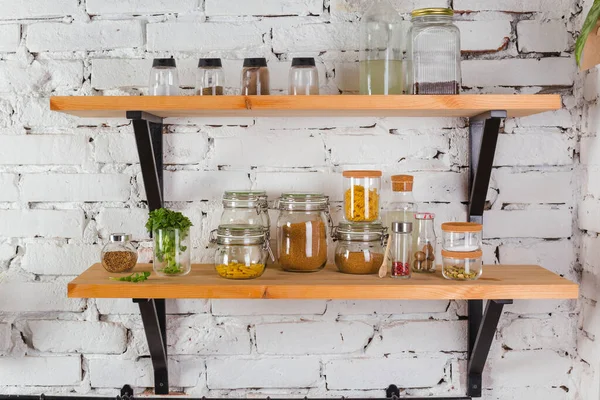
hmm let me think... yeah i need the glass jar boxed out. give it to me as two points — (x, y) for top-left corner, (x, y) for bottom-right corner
(343, 170), (382, 222)
(211, 224), (269, 279)
(153, 228), (191, 277)
(196, 58), (224, 96)
(390, 222), (412, 279)
(441, 222), (482, 252)
(359, 0), (404, 95)
(149, 58), (179, 96)
(276, 193), (331, 272)
(408, 8), (461, 94)
(442, 249), (483, 280)
(101, 233), (138, 273)
(241, 58), (270, 95)
(220, 190), (270, 231)
(289, 57), (319, 95)
(383, 174), (416, 232)
(413, 212), (436, 273)
(334, 222), (387, 275)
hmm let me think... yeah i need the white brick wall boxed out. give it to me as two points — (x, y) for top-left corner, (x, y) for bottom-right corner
(0, 0), (587, 398)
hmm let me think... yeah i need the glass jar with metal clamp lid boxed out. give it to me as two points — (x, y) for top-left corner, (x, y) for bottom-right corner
(333, 222), (388, 275)
(210, 224), (273, 280)
(220, 190), (270, 232)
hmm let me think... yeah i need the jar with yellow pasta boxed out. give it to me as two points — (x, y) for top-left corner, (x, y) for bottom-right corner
(343, 170), (382, 222)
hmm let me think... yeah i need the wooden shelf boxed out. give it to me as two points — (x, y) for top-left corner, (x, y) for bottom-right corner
(50, 94), (561, 119)
(68, 263), (578, 300)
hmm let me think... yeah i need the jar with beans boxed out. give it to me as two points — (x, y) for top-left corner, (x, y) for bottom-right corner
(334, 222), (387, 275)
(442, 249), (483, 280)
(211, 224), (270, 279)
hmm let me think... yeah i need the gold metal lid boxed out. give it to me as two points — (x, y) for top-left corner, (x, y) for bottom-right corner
(411, 8), (454, 17)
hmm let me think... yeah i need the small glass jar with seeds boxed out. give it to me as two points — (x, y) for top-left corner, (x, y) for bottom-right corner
(101, 233), (138, 273)
(441, 249), (483, 281)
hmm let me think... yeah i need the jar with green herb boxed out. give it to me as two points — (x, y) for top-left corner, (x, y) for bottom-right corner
(146, 208), (193, 277)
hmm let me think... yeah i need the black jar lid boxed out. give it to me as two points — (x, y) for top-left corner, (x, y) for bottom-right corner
(291, 57), (315, 67)
(152, 58), (176, 68)
(243, 57), (267, 68)
(198, 58), (222, 68)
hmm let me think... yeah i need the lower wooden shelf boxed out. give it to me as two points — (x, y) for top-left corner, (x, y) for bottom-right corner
(68, 263), (578, 300)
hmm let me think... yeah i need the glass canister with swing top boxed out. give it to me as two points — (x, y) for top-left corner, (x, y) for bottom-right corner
(211, 224), (270, 279)
(220, 190), (270, 231)
(276, 193), (331, 272)
(334, 222), (387, 275)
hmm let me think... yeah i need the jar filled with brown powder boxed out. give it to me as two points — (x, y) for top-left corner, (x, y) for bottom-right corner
(101, 233), (138, 273)
(241, 57), (270, 95)
(276, 193), (331, 272)
(334, 222), (387, 274)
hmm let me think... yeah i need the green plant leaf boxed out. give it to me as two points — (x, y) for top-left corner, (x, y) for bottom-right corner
(109, 271), (151, 283)
(576, 0), (600, 66)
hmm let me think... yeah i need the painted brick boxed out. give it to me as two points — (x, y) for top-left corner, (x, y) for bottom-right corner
(0, 323), (10, 353)
(504, 109), (573, 132)
(499, 240), (574, 278)
(462, 58), (574, 87)
(147, 22), (264, 52)
(0, 283), (85, 312)
(0, 0), (79, 19)
(454, 0), (573, 18)
(207, 358), (320, 389)
(579, 198), (600, 233)
(211, 299), (327, 315)
(87, 0), (197, 14)
(494, 132), (572, 166)
(256, 321), (373, 354)
(206, 0), (323, 16)
(501, 316), (575, 351)
(253, 172), (341, 201)
(273, 22), (363, 52)
(325, 300), (450, 315)
(0, 357), (80, 386)
(517, 20), (569, 53)
(325, 357), (447, 389)
(584, 166), (600, 198)
(0, 60), (82, 93)
(22, 243), (101, 275)
(0, 135), (87, 165)
(330, 0), (450, 19)
(581, 136), (600, 165)
(491, 170), (572, 204)
(21, 174), (131, 202)
(367, 321), (466, 354)
(0, 210), (84, 238)
(164, 171), (250, 202)
(17, 97), (79, 128)
(27, 21), (144, 52)
(0, 174), (18, 202)
(96, 299), (210, 315)
(484, 209), (572, 238)
(485, 350), (571, 388)
(456, 21), (511, 52)
(28, 321), (127, 354)
(0, 24), (20, 52)
(96, 208), (149, 240)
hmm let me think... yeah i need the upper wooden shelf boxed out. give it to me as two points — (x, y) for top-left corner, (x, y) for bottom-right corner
(68, 263), (578, 300)
(50, 94), (561, 119)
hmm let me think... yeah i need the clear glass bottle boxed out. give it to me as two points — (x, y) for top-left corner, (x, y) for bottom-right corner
(149, 58), (179, 96)
(220, 190), (270, 231)
(413, 212), (436, 273)
(153, 228), (191, 277)
(211, 224), (269, 280)
(390, 222), (412, 279)
(408, 8), (461, 94)
(101, 233), (138, 273)
(196, 58), (224, 96)
(334, 222), (387, 275)
(343, 170), (382, 222)
(276, 193), (331, 272)
(383, 175), (416, 231)
(241, 58), (270, 95)
(289, 57), (319, 95)
(359, 0), (404, 95)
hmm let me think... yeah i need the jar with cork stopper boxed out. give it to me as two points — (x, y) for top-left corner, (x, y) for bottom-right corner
(383, 175), (416, 232)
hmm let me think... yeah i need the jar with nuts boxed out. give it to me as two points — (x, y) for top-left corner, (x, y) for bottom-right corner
(413, 213), (436, 273)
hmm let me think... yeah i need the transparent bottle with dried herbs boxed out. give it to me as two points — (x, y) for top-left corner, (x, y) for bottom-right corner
(101, 233), (138, 273)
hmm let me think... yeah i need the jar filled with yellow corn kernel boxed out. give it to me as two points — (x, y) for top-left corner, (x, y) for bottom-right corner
(343, 170), (382, 222)
(210, 224), (271, 279)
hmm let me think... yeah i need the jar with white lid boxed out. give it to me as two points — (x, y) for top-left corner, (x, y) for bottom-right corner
(343, 170), (382, 222)
(333, 222), (387, 275)
(210, 224), (270, 279)
(442, 249), (483, 281)
(441, 222), (482, 251)
(220, 190), (270, 231)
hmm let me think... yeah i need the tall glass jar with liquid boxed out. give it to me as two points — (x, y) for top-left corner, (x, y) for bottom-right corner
(359, 0), (404, 95)
(383, 175), (416, 232)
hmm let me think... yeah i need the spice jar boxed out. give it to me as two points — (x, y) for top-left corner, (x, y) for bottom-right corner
(289, 57), (319, 95)
(441, 222), (482, 252)
(343, 170), (382, 222)
(241, 58), (270, 95)
(220, 190), (270, 231)
(276, 193), (331, 272)
(442, 249), (483, 281)
(413, 213), (436, 273)
(334, 222), (387, 275)
(211, 224), (269, 280)
(149, 58), (179, 96)
(101, 233), (138, 273)
(408, 8), (461, 94)
(196, 58), (224, 96)
(390, 222), (412, 279)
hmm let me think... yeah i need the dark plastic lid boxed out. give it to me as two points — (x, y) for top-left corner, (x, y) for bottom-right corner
(198, 58), (222, 68)
(243, 58), (267, 68)
(152, 58), (176, 68)
(291, 57), (315, 67)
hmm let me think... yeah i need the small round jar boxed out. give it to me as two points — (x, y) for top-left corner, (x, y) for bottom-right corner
(441, 222), (482, 252)
(101, 233), (138, 273)
(220, 190), (270, 231)
(211, 224), (269, 279)
(196, 58), (224, 95)
(442, 249), (483, 281)
(343, 170), (382, 222)
(149, 58), (179, 96)
(276, 193), (330, 272)
(334, 222), (386, 275)
(289, 57), (319, 95)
